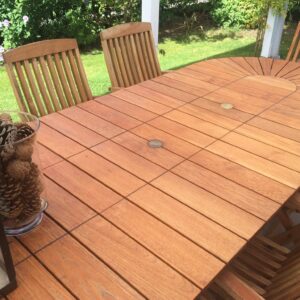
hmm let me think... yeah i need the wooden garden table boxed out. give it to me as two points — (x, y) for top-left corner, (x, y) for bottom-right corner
(7, 57), (300, 299)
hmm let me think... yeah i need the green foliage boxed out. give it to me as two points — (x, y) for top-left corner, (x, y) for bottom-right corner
(210, 0), (260, 28)
(210, 0), (298, 28)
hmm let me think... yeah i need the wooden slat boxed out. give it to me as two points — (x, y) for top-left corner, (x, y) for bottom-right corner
(152, 172), (264, 239)
(286, 22), (300, 61)
(204, 87), (274, 115)
(15, 61), (38, 115)
(38, 56), (57, 113)
(248, 117), (300, 143)
(236, 124), (300, 156)
(53, 53), (73, 106)
(222, 132), (300, 172)
(143, 31), (157, 77)
(5, 63), (27, 111)
(190, 150), (294, 203)
(126, 84), (184, 108)
(18, 215), (65, 253)
(129, 185), (245, 262)
(134, 33), (148, 80)
(38, 123), (85, 158)
(60, 106), (124, 138)
(191, 98), (253, 123)
(73, 216), (201, 299)
(207, 140), (300, 189)
(164, 110), (229, 138)
(113, 89), (171, 114)
(44, 161), (122, 213)
(140, 80), (198, 101)
(9, 239), (30, 266)
(23, 60), (46, 116)
(45, 55), (67, 110)
(259, 57), (273, 75)
(61, 51), (81, 104)
(119, 36), (135, 85)
(114, 38), (130, 87)
(108, 38), (124, 87)
(7, 257), (75, 300)
(153, 76), (211, 97)
(79, 99), (141, 129)
(32, 57), (58, 113)
(43, 177), (96, 230)
(172, 160), (280, 220)
(149, 116), (215, 148)
(41, 112), (106, 147)
(35, 143), (63, 169)
(92, 140), (165, 181)
(96, 95), (157, 121)
(103, 200), (225, 288)
(74, 48), (92, 100)
(131, 123), (200, 158)
(67, 50), (87, 101)
(69, 150), (144, 196)
(230, 57), (257, 75)
(129, 34), (144, 82)
(37, 235), (144, 299)
(179, 104), (241, 130)
(260, 104), (300, 130)
(113, 131), (184, 169)
(244, 57), (263, 75)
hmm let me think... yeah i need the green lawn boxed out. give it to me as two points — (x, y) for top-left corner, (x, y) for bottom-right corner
(0, 27), (294, 111)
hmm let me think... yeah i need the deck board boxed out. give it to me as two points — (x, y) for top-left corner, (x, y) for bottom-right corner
(9, 57), (300, 299)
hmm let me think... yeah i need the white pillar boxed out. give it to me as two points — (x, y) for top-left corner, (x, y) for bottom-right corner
(142, 0), (160, 46)
(261, 7), (286, 58)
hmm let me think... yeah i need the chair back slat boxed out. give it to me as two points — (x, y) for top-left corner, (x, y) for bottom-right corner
(286, 22), (300, 61)
(100, 22), (162, 90)
(23, 60), (46, 116)
(119, 36), (134, 85)
(45, 55), (67, 110)
(74, 48), (93, 100)
(3, 39), (92, 116)
(39, 56), (58, 113)
(15, 61), (39, 116)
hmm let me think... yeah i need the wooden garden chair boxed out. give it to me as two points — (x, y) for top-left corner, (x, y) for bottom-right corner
(286, 22), (300, 62)
(100, 22), (163, 91)
(4, 39), (92, 116)
(201, 201), (300, 300)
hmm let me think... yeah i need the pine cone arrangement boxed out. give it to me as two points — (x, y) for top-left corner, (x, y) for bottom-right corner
(0, 113), (43, 223)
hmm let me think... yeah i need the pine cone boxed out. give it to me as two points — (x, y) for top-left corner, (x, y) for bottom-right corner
(0, 173), (23, 218)
(15, 124), (35, 141)
(18, 163), (42, 220)
(0, 120), (17, 146)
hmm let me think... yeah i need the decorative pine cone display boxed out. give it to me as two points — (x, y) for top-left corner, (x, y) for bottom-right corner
(0, 113), (44, 224)
(0, 173), (23, 218)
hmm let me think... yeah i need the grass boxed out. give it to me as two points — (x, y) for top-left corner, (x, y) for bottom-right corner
(0, 26), (295, 111)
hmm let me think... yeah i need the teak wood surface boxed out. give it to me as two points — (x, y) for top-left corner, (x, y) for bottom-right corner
(6, 57), (300, 300)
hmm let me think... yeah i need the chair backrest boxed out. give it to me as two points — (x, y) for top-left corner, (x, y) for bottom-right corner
(100, 22), (162, 90)
(286, 22), (300, 62)
(4, 39), (92, 116)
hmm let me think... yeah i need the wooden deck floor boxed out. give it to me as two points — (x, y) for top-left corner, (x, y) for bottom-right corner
(5, 57), (300, 300)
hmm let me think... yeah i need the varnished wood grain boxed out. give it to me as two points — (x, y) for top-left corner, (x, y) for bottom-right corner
(37, 235), (144, 300)
(103, 200), (225, 288)
(43, 177), (96, 230)
(18, 215), (65, 253)
(69, 150), (145, 196)
(44, 160), (123, 212)
(73, 216), (201, 299)
(129, 185), (245, 262)
(172, 160), (280, 220)
(8, 257), (75, 300)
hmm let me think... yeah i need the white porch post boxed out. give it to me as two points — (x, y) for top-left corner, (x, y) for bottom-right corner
(261, 7), (287, 58)
(142, 0), (160, 46)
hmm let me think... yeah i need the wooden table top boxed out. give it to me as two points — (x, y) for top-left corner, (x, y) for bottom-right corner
(8, 57), (300, 300)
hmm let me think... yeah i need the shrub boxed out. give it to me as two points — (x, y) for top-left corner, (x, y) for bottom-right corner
(210, 0), (261, 28)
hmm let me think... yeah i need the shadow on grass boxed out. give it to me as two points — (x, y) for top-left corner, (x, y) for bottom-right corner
(165, 41), (256, 71)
